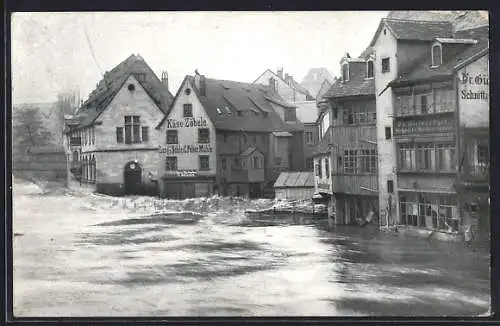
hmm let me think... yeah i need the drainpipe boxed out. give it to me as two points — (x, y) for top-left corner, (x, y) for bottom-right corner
(454, 72), (462, 232)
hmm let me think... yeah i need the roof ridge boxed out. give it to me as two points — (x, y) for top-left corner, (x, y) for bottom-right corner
(384, 17), (453, 24)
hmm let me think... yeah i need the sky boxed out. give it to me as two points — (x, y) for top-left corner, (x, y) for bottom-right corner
(11, 11), (389, 105)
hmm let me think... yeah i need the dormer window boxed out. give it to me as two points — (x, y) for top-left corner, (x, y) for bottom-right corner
(432, 44), (443, 67)
(366, 60), (374, 79)
(341, 63), (349, 82)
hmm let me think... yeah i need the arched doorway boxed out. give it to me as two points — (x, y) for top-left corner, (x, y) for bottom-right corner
(124, 161), (142, 195)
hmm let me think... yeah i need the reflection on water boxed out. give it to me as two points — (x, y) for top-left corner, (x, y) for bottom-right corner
(13, 184), (490, 317)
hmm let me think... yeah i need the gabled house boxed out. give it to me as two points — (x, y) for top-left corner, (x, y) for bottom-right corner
(155, 71), (304, 199)
(64, 54), (173, 195)
(313, 47), (378, 225)
(371, 17), (489, 236)
(369, 18), (456, 227)
(253, 68), (315, 103)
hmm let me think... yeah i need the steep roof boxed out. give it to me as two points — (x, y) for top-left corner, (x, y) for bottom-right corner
(370, 18), (454, 46)
(253, 69), (314, 99)
(323, 75), (375, 99)
(390, 35), (489, 86)
(158, 76), (304, 133)
(74, 54), (173, 129)
(387, 10), (488, 32)
(274, 172), (314, 189)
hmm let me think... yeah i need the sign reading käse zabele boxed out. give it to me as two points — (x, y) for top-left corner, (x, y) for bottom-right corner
(166, 117), (208, 128)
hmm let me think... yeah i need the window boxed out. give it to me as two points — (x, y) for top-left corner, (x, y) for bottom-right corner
(306, 158), (314, 170)
(415, 144), (433, 170)
(142, 126), (149, 142)
(216, 107), (223, 114)
(116, 127), (124, 143)
(324, 158), (330, 179)
(253, 135), (257, 143)
(420, 94), (430, 114)
(382, 57), (390, 73)
(185, 88), (191, 95)
(387, 180), (394, 193)
(223, 132), (228, 142)
(436, 144), (456, 172)
(360, 149), (378, 173)
(285, 109), (296, 122)
(199, 155), (210, 170)
(221, 158), (227, 170)
(183, 104), (193, 117)
(237, 111), (243, 117)
(242, 134), (247, 143)
(305, 131), (314, 144)
(198, 128), (210, 143)
(366, 60), (374, 78)
(342, 106), (375, 125)
(342, 63), (349, 81)
(166, 130), (178, 144)
(343, 149), (357, 173)
(72, 151), (79, 162)
(477, 143), (489, 165)
(432, 44), (442, 67)
(385, 127), (392, 140)
(124, 115), (141, 144)
(315, 161), (322, 178)
(233, 158), (242, 169)
(252, 156), (259, 169)
(166, 157), (177, 171)
(275, 157), (282, 165)
(134, 73), (146, 82)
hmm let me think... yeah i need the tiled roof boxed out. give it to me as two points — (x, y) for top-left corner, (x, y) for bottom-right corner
(159, 76), (304, 133)
(371, 18), (454, 46)
(385, 19), (454, 41)
(390, 38), (489, 86)
(274, 172), (314, 188)
(323, 75), (375, 99)
(74, 54), (173, 129)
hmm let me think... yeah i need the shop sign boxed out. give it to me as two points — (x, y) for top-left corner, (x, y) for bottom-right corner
(166, 117), (208, 128)
(393, 118), (453, 136)
(159, 144), (213, 154)
(165, 169), (198, 177)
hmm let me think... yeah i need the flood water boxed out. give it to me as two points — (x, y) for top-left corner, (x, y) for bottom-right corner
(12, 180), (490, 317)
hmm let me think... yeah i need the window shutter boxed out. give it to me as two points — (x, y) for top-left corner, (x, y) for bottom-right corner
(142, 126), (149, 142)
(116, 127), (124, 143)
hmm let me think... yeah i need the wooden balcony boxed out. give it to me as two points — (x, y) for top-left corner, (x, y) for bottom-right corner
(393, 101), (455, 118)
(331, 174), (378, 195)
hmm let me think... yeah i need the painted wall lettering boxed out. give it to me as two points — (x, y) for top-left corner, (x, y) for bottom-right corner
(393, 118), (454, 137)
(458, 55), (489, 129)
(160, 144), (213, 154)
(165, 169), (198, 177)
(166, 117), (208, 128)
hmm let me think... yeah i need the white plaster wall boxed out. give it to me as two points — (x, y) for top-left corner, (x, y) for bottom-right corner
(374, 24), (399, 224)
(458, 54), (489, 129)
(157, 79), (217, 177)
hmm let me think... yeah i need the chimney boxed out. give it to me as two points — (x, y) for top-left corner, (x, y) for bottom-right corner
(269, 77), (277, 92)
(277, 67), (284, 79)
(194, 69), (206, 96)
(161, 71), (169, 91)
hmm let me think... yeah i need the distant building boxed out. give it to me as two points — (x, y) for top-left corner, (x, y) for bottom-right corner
(313, 47), (378, 225)
(64, 54), (173, 195)
(253, 68), (315, 103)
(294, 101), (320, 171)
(300, 68), (334, 99)
(155, 72), (304, 199)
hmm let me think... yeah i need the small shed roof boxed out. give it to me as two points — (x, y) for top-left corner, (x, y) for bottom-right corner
(274, 172), (314, 189)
